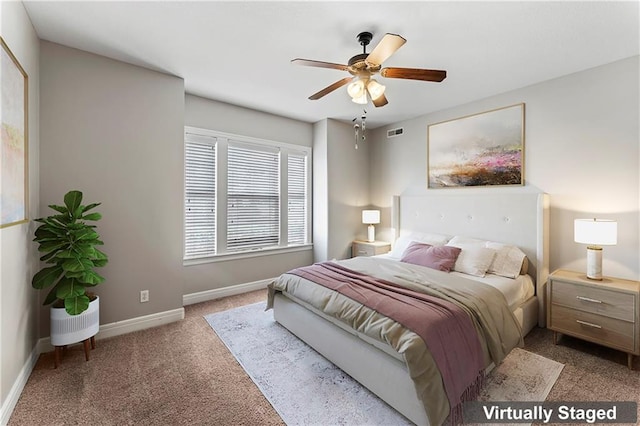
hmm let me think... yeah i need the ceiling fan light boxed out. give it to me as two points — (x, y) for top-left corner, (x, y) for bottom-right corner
(351, 92), (368, 105)
(367, 79), (386, 100)
(347, 79), (365, 98)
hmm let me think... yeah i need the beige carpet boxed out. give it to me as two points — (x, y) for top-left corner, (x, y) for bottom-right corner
(8, 289), (640, 425)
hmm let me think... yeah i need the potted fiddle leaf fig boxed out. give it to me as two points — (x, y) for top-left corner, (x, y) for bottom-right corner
(32, 190), (108, 354)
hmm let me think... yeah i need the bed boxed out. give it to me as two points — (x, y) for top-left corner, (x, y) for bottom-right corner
(268, 192), (549, 425)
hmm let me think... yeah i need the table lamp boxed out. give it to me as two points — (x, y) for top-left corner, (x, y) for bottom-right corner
(574, 218), (617, 280)
(362, 210), (380, 243)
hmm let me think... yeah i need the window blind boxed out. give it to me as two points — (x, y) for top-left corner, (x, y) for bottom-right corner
(184, 136), (216, 259)
(227, 141), (280, 251)
(287, 153), (307, 245)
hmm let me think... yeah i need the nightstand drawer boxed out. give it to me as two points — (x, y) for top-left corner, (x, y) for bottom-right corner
(351, 241), (391, 258)
(552, 280), (635, 322)
(551, 305), (635, 352)
(354, 245), (375, 256)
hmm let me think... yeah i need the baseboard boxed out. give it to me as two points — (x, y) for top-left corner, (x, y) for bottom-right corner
(183, 278), (274, 306)
(0, 345), (39, 426)
(37, 307), (185, 353)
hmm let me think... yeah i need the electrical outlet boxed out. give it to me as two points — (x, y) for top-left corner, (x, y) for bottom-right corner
(140, 290), (149, 303)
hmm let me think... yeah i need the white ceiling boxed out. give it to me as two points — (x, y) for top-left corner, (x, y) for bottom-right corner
(23, 1), (640, 129)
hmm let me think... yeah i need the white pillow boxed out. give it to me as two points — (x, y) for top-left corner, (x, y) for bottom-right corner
(486, 242), (527, 279)
(390, 232), (450, 258)
(446, 236), (497, 277)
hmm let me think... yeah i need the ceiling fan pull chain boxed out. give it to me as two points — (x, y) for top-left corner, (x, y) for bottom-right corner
(353, 122), (360, 149)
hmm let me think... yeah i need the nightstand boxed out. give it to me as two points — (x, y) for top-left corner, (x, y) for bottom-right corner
(547, 269), (640, 369)
(352, 240), (391, 258)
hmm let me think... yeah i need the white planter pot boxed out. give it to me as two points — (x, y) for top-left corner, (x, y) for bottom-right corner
(50, 296), (100, 346)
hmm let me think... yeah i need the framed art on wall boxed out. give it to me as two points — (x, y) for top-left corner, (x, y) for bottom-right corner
(1, 37), (29, 228)
(427, 103), (524, 188)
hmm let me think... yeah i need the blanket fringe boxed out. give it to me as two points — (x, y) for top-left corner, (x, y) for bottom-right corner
(445, 371), (485, 425)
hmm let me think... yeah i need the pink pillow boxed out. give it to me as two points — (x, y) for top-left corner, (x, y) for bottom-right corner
(400, 242), (462, 272)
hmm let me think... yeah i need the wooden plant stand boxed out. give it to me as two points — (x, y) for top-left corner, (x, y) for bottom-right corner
(54, 336), (96, 368)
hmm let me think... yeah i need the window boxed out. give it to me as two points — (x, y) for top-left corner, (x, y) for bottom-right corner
(184, 134), (216, 259)
(184, 127), (311, 261)
(227, 141), (279, 251)
(287, 153), (307, 245)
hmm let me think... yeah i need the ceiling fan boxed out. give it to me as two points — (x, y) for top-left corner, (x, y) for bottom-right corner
(292, 31), (447, 107)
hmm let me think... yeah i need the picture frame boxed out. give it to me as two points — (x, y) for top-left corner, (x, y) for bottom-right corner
(1, 37), (29, 228)
(427, 103), (524, 188)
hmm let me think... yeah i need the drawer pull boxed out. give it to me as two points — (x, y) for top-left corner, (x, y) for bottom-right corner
(576, 296), (603, 304)
(576, 319), (602, 329)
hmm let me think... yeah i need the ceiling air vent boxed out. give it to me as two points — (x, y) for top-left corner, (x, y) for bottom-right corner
(387, 127), (404, 138)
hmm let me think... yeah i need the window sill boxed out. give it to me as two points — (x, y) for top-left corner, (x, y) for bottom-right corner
(183, 244), (313, 266)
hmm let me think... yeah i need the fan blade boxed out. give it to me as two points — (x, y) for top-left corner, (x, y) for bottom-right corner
(370, 92), (389, 108)
(380, 67), (447, 82)
(309, 77), (353, 100)
(292, 58), (348, 71)
(365, 33), (406, 66)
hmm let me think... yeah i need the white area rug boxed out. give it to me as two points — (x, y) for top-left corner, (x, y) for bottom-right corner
(205, 302), (564, 425)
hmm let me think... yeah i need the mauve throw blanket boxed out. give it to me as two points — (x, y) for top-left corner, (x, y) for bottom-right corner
(287, 261), (484, 424)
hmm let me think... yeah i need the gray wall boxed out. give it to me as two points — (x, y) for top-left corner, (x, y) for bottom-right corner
(0, 1), (40, 412)
(183, 94), (314, 294)
(312, 120), (329, 261)
(37, 46), (317, 335)
(370, 56), (640, 281)
(314, 118), (371, 261)
(39, 42), (185, 332)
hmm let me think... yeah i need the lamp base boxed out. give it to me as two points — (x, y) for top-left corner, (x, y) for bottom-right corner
(586, 246), (603, 280)
(367, 224), (375, 243)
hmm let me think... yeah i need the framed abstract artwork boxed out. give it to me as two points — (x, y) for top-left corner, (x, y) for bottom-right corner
(1, 37), (29, 228)
(428, 103), (524, 188)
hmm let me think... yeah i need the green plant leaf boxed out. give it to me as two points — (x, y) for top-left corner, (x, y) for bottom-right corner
(62, 257), (94, 273)
(39, 251), (59, 262)
(55, 248), (79, 259)
(90, 248), (108, 261)
(51, 213), (73, 224)
(77, 229), (98, 241)
(37, 241), (67, 253)
(63, 271), (84, 279)
(73, 205), (83, 220)
(56, 277), (86, 299)
(41, 218), (66, 229)
(33, 236), (62, 244)
(64, 294), (90, 315)
(48, 204), (68, 214)
(34, 227), (59, 240)
(82, 212), (102, 221)
(82, 202), (101, 213)
(43, 286), (59, 306)
(64, 191), (83, 214)
(32, 266), (64, 289)
(80, 271), (105, 286)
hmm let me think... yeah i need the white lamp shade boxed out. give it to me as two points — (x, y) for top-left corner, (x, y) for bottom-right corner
(347, 79), (365, 98)
(574, 219), (617, 246)
(362, 210), (380, 225)
(366, 79), (386, 100)
(351, 93), (368, 104)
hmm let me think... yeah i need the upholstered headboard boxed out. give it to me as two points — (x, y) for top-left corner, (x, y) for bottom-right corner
(394, 192), (550, 326)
